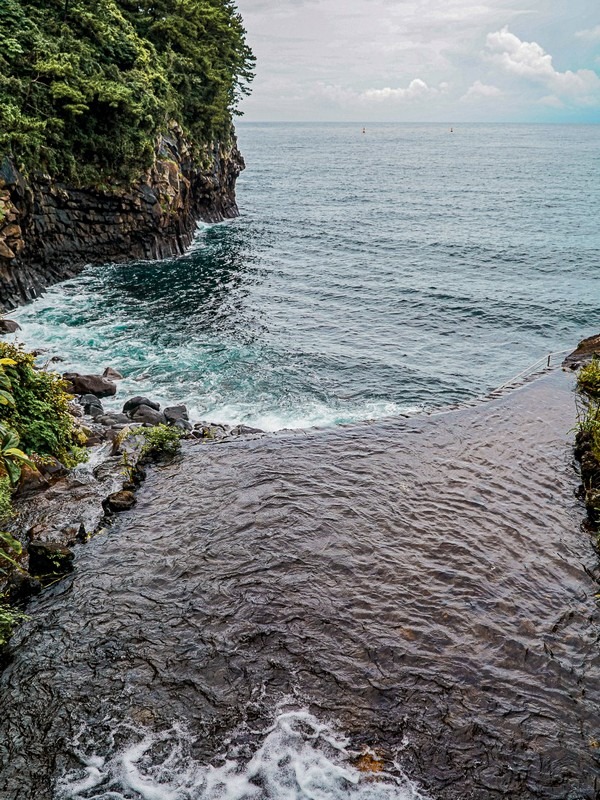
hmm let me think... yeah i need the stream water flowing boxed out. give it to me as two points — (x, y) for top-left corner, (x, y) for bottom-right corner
(1, 369), (598, 799)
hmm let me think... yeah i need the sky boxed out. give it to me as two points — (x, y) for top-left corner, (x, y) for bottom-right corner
(235, 0), (600, 122)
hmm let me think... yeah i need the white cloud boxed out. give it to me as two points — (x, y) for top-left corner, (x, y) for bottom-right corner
(362, 79), (447, 102)
(486, 26), (600, 99)
(575, 25), (600, 42)
(460, 79), (503, 101)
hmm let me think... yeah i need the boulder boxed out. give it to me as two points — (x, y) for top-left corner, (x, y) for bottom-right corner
(64, 372), (117, 398)
(79, 394), (104, 419)
(95, 413), (130, 426)
(164, 404), (189, 423)
(16, 465), (50, 497)
(123, 395), (161, 414)
(36, 456), (67, 480)
(28, 541), (74, 576)
(131, 404), (166, 426)
(0, 319), (21, 333)
(103, 367), (124, 380)
(103, 490), (136, 513)
(174, 418), (193, 433)
(232, 424), (264, 436)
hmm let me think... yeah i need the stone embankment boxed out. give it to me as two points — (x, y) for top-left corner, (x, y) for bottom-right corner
(0, 128), (244, 309)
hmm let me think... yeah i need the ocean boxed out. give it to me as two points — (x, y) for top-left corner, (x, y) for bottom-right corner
(9, 122), (600, 429)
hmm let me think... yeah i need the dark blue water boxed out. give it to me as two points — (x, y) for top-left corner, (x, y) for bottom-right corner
(11, 123), (600, 429)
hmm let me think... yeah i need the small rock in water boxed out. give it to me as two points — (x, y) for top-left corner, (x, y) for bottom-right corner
(79, 393), (105, 418)
(102, 367), (124, 380)
(28, 541), (74, 576)
(64, 373), (117, 398)
(95, 413), (129, 426)
(123, 395), (161, 414)
(232, 424), (265, 436)
(0, 319), (21, 333)
(103, 490), (136, 513)
(130, 404), (166, 425)
(174, 418), (193, 432)
(164, 404), (189, 423)
(36, 456), (67, 480)
(16, 465), (50, 497)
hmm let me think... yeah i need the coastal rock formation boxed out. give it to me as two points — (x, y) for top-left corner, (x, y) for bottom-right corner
(0, 130), (244, 309)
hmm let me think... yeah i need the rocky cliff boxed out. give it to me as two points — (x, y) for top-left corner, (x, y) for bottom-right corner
(0, 130), (244, 310)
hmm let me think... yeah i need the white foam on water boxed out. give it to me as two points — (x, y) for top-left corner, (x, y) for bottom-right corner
(57, 711), (429, 800)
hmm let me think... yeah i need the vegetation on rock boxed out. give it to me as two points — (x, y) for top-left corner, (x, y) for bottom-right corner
(577, 356), (600, 399)
(0, 343), (86, 468)
(0, 0), (254, 185)
(575, 354), (600, 535)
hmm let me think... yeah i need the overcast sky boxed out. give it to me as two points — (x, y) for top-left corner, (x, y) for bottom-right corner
(235, 0), (600, 122)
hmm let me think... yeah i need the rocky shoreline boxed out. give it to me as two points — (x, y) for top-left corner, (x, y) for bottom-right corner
(567, 333), (600, 540)
(0, 340), (265, 645)
(0, 128), (244, 310)
(1, 329), (599, 659)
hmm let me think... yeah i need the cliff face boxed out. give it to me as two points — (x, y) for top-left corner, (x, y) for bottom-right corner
(0, 131), (244, 309)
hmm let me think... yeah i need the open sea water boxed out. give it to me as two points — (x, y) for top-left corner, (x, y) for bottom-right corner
(9, 123), (600, 429)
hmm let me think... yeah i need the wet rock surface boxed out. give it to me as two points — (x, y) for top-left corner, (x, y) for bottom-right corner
(63, 373), (117, 397)
(0, 319), (21, 333)
(0, 370), (598, 799)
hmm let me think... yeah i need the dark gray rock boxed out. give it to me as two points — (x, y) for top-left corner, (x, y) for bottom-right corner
(79, 393), (104, 417)
(0, 319), (21, 333)
(95, 413), (129, 426)
(123, 395), (161, 414)
(28, 541), (74, 576)
(164, 404), (189, 423)
(231, 424), (265, 436)
(103, 490), (136, 513)
(131, 405), (166, 426)
(174, 418), (193, 432)
(102, 367), (123, 380)
(36, 456), (67, 480)
(64, 373), (117, 398)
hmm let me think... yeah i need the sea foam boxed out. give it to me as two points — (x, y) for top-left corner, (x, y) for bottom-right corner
(57, 710), (428, 800)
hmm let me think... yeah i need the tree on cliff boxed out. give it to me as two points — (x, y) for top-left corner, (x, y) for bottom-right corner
(0, 0), (254, 184)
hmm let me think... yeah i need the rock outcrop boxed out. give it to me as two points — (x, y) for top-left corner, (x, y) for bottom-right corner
(0, 128), (244, 309)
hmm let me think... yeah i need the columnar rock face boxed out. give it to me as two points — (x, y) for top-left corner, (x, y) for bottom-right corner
(0, 130), (244, 309)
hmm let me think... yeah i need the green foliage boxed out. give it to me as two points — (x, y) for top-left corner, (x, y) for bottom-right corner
(0, 597), (27, 645)
(0, 424), (35, 486)
(0, 342), (86, 468)
(0, 0), (254, 184)
(576, 400), (600, 460)
(0, 478), (13, 526)
(577, 356), (600, 399)
(0, 530), (22, 575)
(140, 423), (182, 458)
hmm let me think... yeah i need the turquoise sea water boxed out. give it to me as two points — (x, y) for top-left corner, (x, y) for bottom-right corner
(10, 123), (600, 429)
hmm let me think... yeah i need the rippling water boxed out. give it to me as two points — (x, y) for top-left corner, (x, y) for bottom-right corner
(8, 123), (600, 429)
(1, 370), (599, 798)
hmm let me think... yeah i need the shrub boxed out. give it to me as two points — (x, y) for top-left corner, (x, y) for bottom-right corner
(577, 356), (600, 399)
(141, 424), (182, 459)
(0, 599), (27, 646)
(0, 342), (86, 468)
(0, 478), (13, 525)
